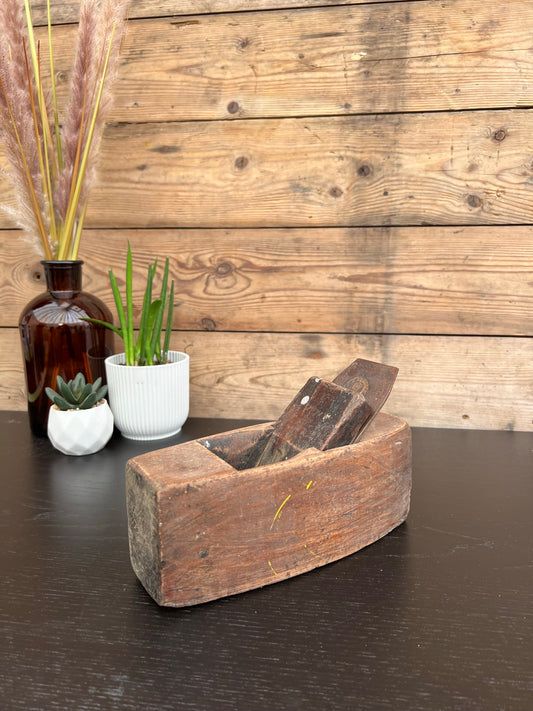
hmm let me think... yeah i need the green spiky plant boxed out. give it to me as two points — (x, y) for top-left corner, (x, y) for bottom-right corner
(86, 243), (175, 366)
(46, 373), (107, 411)
(0, 0), (129, 260)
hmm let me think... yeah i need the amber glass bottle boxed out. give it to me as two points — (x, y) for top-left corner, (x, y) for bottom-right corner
(19, 261), (114, 436)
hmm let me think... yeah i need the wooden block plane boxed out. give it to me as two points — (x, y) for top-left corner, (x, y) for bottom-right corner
(126, 360), (411, 607)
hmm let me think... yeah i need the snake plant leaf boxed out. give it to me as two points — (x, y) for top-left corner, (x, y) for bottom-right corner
(150, 258), (169, 361)
(142, 298), (162, 365)
(135, 263), (154, 365)
(162, 280), (175, 361)
(125, 243), (134, 365)
(81, 316), (123, 338)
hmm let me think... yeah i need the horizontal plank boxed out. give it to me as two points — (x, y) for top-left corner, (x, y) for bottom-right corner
(2, 226), (532, 336)
(30, 0), (417, 26)
(2, 328), (532, 430)
(2, 109), (532, 230)
(185, 333), (533, 430)
(31, 0), (533, 121)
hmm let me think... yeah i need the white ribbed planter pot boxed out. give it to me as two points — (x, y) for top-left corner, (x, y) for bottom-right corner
(105, 351), (189, 440)
(47, 400), (114, 456)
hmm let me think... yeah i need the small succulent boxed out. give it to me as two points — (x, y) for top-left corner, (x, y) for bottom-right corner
(45, 373), (108, 411)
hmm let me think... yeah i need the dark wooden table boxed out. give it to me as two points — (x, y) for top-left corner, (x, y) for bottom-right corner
(1, 412), (531, 711)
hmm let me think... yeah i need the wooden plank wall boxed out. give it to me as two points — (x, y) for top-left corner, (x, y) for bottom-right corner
(1, 0), (532, 430)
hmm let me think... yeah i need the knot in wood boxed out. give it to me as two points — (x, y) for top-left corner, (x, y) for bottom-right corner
(227, 101), (240, 114)
(492, 129), (507, 142)
(153, 145), (179, 154)
(201, 318), (217, 331)
(467, 194), (483, 209)
(329, 186), (344, 198)
(215, 261), (233, 276)
(234, 156), (249, 170)
(357, 163), (372, 177)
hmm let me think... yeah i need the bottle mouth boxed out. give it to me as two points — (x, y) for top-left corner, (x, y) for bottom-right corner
(40, 259), (84, 267)
(41, 260), (84, 296)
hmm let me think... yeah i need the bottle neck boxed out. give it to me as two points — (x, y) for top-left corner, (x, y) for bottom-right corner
(42, 260), (83, 299)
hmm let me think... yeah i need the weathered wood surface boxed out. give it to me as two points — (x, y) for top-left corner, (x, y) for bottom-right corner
(254, 382), (369, 465)
(112, 0), (533, 119)
(29, 0), (434, 26)
(2, 110), (532, 230)
(252, 359), (397, 466)
(30, 0), (533, 120)
(126, 413), (411, 606)
(2, 227), (531, 336)
(182, 332), (533, 430)
(2, 0), (532, 432)
(2, 328), (532, 430)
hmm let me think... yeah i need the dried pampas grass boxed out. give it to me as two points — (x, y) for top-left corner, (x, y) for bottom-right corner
(0, 0), (129, 259)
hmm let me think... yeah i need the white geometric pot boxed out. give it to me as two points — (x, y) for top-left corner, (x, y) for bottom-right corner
(47, 400), (114, 456)
(104, 351), (189, 440)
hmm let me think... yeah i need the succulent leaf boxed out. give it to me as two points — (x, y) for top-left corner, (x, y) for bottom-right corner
(94, 384), (108, 401)
(53, 396), (73, 411)
(81, 392), (98, 409)
(69, 374), (83, 400)
(57, 376), (78, 406)
(45, 387), (61, 405)
(79, 382), (93, 402)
